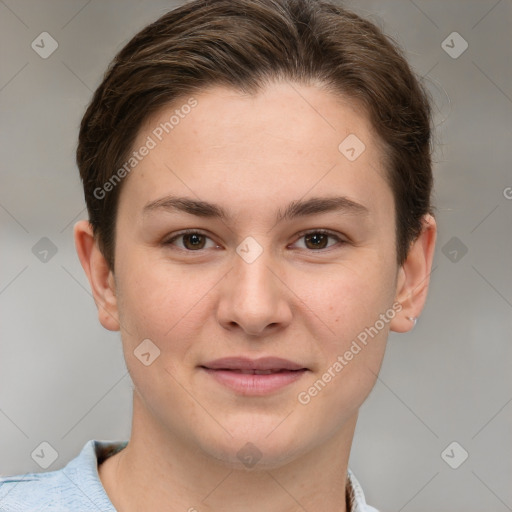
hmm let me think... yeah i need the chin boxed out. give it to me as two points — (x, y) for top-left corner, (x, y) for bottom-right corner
(198, 425), (310, 471)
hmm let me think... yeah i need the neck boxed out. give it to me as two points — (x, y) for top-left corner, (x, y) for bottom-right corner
(99, 392), (357, 512)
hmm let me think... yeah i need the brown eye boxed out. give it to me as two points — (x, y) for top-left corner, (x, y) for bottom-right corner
(304, 232), (329, 250)
(165, 231), (217, 251)
(182, 233), (206, 250)
(292, 230), (344, 251)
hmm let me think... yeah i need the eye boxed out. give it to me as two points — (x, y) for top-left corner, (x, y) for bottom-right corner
(164, 230), (219, 251)
(164, 229), (346, 252)
(291, 229), (345, 251)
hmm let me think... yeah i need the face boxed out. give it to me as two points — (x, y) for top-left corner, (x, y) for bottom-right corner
(110, 81), (401, 468)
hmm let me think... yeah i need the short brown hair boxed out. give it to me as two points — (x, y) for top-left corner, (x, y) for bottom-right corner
(77, 0), (433, 270)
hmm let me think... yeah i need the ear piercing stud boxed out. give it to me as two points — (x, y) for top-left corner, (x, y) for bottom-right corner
(406, 316), (418, 327)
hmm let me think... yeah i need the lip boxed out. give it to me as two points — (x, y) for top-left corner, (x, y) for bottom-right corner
(202, 357), (307, 372)
(200, 357), (309, 396)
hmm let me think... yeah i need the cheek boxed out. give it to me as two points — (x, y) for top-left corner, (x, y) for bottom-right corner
(114, 258), (202, 408)
(295, 259), (395, 402)
(306, 259), (396, 336)
(295, 274), (392, 430)
(115, 251), (202, 339)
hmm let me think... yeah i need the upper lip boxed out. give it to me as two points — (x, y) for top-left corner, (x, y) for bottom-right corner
(201, 357), (307, 371)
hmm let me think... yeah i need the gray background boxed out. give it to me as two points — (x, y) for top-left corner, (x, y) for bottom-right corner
(1, 0), (511, 510)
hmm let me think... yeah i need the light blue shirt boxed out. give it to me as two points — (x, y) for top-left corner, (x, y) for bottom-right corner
(0, 440), (378, 511)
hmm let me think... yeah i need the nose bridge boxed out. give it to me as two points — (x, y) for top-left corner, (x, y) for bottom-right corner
(218, 236), (291, 334)
(232, 237), (278, 305)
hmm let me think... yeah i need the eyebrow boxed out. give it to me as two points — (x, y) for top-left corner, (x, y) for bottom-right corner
(142, 195), (369, 223)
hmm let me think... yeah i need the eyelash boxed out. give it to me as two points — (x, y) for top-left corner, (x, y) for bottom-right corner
(163, 229), (346, 252)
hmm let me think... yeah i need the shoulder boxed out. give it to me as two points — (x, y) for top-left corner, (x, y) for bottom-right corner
(0, 468), (90, 512)
(0, 468), (71, 511)
(0, 439), (127, 511)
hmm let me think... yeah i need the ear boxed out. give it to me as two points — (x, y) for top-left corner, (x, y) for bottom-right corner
(73, 220), (120, 331)
(390, 214), (437, 333)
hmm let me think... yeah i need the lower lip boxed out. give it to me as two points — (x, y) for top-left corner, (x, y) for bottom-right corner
(201, 368), (307, 395)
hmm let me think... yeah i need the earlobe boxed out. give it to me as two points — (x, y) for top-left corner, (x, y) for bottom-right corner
(73, 220), (120, 332)
(390, 214), (437, 333)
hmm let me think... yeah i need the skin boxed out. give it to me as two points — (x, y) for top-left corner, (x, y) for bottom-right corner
(74, 81), (436, 512)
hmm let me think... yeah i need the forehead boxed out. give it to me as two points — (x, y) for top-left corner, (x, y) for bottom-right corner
(119, 81), (392, 223)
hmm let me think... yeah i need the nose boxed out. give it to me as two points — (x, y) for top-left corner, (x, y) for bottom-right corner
(216, 247), (293, 337)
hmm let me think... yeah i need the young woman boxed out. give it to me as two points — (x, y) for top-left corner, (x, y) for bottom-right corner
(0, 1), (436, 510)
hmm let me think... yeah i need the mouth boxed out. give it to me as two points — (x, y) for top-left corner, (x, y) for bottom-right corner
(201, 356), (308, 371)
(210, 368), (302, 375)
(199, 357), (309, 395)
